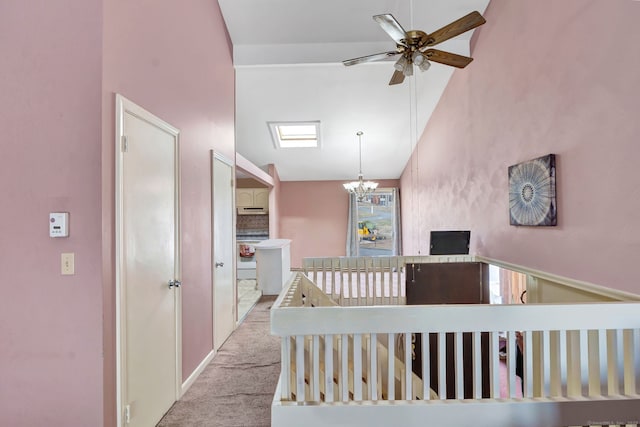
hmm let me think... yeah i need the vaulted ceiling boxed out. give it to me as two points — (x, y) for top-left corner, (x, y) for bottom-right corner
(218, 0), (490, 181)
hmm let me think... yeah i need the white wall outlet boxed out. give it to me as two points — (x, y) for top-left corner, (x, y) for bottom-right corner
(50, 212), (69, 237)
(61, 253), (75, 275)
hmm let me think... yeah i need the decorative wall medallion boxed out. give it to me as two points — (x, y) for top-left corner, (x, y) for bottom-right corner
(508, 154), (556, 226)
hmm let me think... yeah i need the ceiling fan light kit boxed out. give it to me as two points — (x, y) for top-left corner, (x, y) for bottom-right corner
(343, 11), (486, 85)
(394, 55), (409, 72)
(411, 50), (425, 66)
(403, 63), (414, 77)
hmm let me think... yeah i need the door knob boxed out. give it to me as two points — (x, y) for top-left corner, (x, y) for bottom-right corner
(168, 279), (182, 288)
(215, 262), (224, 268)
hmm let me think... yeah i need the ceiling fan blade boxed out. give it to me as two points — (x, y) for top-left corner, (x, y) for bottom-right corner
(389, 69), (405, 85)
(423, 49), (473, 68)
(425, 11), (486, 46)
(373, 14), (408, 46)
(342, 51), (399, 67)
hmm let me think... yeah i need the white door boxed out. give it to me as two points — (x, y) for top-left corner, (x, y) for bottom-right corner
(116, 95), (181, 427)
(212, 152), (235, 349)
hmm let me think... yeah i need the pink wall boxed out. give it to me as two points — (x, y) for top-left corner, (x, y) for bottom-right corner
(102, 0), (235, 424)
(1, 0), (234, 426)
(401, 0), (640, 294)
(0, 1), (104, 425)
(280, 180), (399, 267)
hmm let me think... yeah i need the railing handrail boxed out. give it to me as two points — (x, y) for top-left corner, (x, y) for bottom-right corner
(272, 272), (640, 336)
(302, 254), (477, 269)
(302, 254), (640, 302)
(272, 300), (640, 336)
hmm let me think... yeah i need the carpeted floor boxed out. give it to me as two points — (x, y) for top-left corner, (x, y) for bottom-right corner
(158, 296), (280, 427)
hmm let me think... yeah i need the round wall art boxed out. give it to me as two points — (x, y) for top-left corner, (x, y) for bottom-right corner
(508, 154), (556, 226)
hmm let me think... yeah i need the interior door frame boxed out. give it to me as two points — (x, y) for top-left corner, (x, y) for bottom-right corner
(211, 151), (237, 340)
(115, 94), (182, 427)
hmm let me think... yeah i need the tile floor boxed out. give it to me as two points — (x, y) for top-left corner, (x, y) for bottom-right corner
(237, 279), (261, 321)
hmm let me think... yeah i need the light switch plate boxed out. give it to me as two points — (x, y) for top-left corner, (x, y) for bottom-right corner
(61, 253), (74, 275)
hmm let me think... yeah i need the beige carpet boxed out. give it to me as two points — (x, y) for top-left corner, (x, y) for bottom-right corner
(158, 296), (280, 427)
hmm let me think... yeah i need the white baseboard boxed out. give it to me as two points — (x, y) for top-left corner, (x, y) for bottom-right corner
(181, 349), (216, 396)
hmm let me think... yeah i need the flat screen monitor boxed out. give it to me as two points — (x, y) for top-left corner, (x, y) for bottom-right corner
(429, 230), (471, 255)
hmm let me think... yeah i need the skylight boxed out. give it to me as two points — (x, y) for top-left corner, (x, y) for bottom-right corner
(268, 121), (320, 149)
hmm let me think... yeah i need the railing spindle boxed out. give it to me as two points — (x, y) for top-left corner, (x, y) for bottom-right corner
(335, 259), (343, 306)
(387, 333), (395, 400)
(472, 331), (482, 399)
(341, 334), (349, 401)
(370, 333), (378, 400)
(490, 331), (500, 398)
(579, 329), (589, 397)
(559, 330), (567, 397)
(542, 330), (551, 397)
(353, 333), (363, 400)
(608, 329), (621, 395)
(455, 332), (464, 399)
(507, 330), (517, 398)
(281, 337), (291, 400)
(312, 335), (320, 401)
(524, 330), (533, 398)
(295, 335), (305, 402)
(438, 333), (447, 399)
(634, 328), (640, 394)
(404, 332), (412, 399)
(422, 332), (431, 400)
(363, 334), (369, 400)
(324, 334), (334, 402)
(609, 329), (624, 395)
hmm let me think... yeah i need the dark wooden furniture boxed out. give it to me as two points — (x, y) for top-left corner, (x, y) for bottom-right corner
(406, 262), (490, 399)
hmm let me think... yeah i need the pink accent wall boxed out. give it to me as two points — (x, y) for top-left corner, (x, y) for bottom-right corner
(401, 0), (640, 294)
(0, 1), (104, 425)
(280, 180), (399, 267)
(1, 0), (234, 425)
(102, 0), (235, 424)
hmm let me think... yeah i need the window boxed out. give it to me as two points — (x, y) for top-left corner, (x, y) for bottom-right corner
(268, 121), (320, 149)
(352, 189), (399, 256)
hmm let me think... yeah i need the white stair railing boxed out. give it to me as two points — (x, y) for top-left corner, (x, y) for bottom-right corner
(302, 255), (474, 306)
(273, 273), (640, 405)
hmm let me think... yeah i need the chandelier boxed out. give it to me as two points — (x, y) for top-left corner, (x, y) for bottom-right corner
(343, 131), (378, 201)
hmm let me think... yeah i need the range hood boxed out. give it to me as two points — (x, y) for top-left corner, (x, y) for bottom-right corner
(238, 207), (268, 215)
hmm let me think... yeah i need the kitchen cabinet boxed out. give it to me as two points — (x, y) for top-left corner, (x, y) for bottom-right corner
(236, 188), (269, 209)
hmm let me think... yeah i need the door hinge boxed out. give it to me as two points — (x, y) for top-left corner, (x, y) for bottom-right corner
(122, 135), (128, 152)
(124, 404), (131, 424)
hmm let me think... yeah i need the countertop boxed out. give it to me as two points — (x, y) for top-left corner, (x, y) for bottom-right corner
(254, 239), (291, 249)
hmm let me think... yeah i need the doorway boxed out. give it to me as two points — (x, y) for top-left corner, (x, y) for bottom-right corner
(115, 95), (181, 427)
